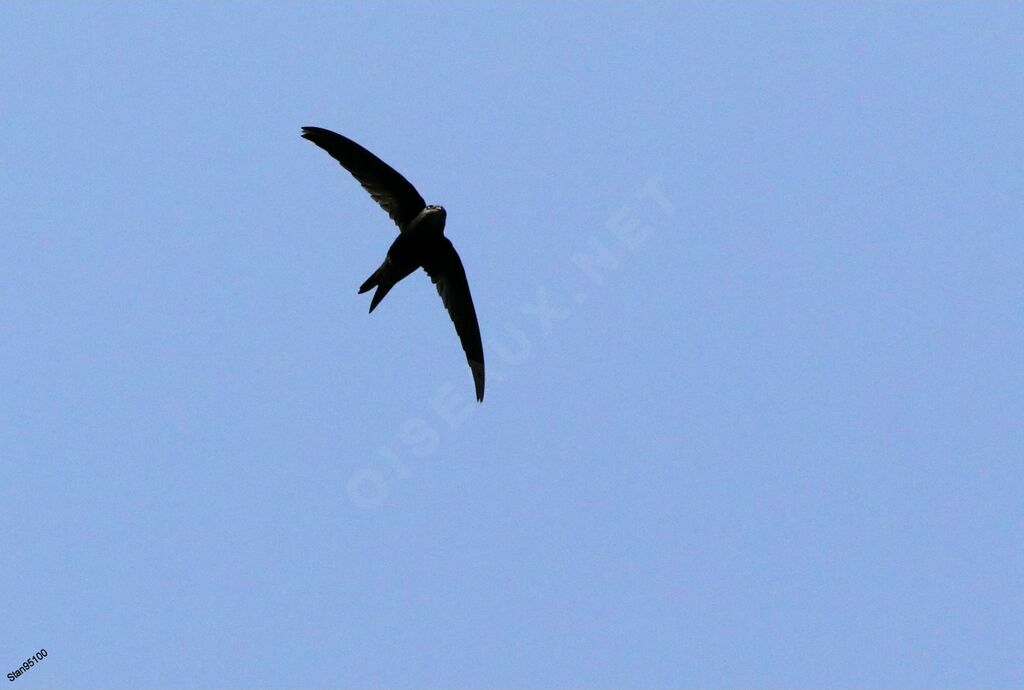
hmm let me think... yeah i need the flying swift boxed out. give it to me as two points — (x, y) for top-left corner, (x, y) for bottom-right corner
(301, 126), (485, 401)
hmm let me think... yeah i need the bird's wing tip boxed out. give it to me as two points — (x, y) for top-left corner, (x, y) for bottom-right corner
(470, 359), (485, 402)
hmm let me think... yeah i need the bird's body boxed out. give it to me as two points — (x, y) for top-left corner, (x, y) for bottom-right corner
(358, 205), (446, 310)
(301, 127), (485, 401)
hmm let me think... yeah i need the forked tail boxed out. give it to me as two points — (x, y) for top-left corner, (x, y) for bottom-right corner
(359, 266), (393, 313)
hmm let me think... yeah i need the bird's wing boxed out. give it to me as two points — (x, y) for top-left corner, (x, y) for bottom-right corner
(301, 126), (426, 229)
(421, 238), (485, 402)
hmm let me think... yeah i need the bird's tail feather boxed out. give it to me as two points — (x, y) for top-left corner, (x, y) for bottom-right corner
(358, 268), (379, 294)
(368, 282), (393, 313)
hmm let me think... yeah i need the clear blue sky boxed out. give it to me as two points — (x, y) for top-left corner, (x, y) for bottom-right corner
(2, 3), (1022, 687)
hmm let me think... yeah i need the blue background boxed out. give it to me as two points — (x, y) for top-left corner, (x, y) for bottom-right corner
(2, 3), (1022, 687)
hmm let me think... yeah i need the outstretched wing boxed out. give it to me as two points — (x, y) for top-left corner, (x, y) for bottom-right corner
(422, 238), (485, 402)
(301, 126), (426, 230)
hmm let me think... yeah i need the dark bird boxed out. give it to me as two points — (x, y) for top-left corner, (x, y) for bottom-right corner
(301, 126), (485, 401)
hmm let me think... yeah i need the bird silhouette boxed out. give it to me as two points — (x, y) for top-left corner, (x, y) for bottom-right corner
(301, 126), (485, 402)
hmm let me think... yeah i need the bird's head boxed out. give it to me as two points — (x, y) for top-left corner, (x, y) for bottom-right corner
(425, 204), (447, 220)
